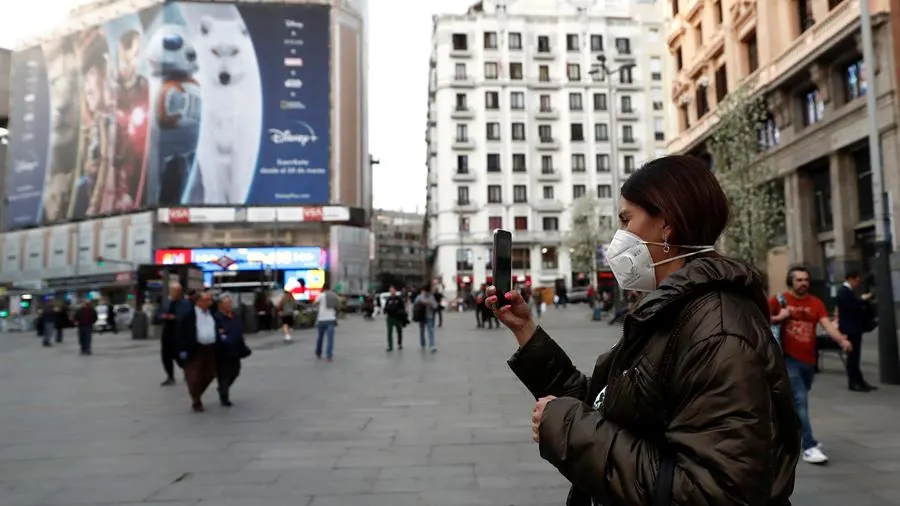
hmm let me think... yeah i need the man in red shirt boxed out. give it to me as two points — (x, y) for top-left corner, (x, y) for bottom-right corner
(770, 266), (851, 465)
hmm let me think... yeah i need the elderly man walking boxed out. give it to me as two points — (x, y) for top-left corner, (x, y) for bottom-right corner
(176, 291), (219, 412)
(214, 294), (251, 407)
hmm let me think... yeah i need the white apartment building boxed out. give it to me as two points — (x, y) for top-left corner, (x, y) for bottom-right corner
(425, 0), (666, 297)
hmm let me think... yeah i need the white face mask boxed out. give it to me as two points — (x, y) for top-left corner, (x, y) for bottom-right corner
(605, 229), (716, 292)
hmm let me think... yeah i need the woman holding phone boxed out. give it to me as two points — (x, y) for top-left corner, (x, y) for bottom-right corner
(486, 155), (800, 506)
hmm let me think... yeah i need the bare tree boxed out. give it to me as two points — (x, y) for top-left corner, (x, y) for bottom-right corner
(708, 84), (785, 267)
(565, 196), (614, 285)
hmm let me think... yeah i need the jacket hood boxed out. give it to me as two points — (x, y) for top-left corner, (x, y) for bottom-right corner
(630, 256), (770, 323)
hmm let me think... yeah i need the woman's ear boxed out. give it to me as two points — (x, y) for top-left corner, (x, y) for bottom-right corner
(660, 221), (673, 244)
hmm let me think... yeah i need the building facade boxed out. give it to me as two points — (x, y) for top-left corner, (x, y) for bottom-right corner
(425, 0), (666, 298)
(0, 0), (371, 298)
(371, 209), (426, 291)
(666, 0), (900, 290)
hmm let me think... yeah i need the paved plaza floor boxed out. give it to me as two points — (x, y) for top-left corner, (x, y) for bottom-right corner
(1, 307), (899, 505)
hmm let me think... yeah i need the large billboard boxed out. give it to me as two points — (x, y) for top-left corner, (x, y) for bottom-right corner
(4, 2), (331, 230)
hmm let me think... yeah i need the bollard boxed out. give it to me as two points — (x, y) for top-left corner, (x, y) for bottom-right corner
(131, 311), (149, 340)
(242, 303), (259, 333)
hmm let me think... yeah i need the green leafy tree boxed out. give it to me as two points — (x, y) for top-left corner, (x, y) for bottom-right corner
(565, 197), (613, 282)
(708, 85), (785, 267)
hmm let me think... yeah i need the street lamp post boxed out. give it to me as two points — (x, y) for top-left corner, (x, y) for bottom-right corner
(860, 1), (900, 384)
(590, 55), (635, 306)
(589, 55), (636, 222)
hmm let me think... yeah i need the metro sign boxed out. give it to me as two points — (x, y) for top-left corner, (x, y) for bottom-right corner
(213, 256), (236, 270)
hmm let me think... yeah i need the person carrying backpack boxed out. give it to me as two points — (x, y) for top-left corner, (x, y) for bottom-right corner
(383, 286), (407, 351)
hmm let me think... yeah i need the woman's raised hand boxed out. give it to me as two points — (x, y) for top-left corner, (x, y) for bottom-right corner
(486, 286), (537, 347)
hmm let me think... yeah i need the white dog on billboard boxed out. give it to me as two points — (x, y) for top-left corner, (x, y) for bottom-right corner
(194, 14), (261, 204)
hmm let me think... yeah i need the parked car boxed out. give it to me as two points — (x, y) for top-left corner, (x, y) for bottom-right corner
(95, 304), (134, 333)
(567, 286), (591, 304)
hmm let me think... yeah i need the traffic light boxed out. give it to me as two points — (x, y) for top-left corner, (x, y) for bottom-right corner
(96, 256), (104, 267)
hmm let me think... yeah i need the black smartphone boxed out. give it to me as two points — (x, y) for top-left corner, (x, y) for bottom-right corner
(492, 229), (513, 307)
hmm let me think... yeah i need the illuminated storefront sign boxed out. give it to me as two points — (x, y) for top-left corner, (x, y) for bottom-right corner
(155, 247), (326, 271)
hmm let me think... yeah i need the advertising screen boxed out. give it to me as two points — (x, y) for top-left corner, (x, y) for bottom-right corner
(284, 268), (325, 301)
(5, 2), (331, 230)
(155, 246), (326, 271)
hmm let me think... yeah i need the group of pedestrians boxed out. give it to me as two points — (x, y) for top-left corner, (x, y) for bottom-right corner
(275, 282), (341, 360)
(382, 285), (441, 352)
(768, 266), (876, 465)
(156, 283), (251, 412)
(36, 300), (102, 355)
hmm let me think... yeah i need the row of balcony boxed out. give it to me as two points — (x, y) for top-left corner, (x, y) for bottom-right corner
(443, 76), (643, 90)
(449, 137), (643, 151)
(438, 230), (565, 245)
(449, 48), (635, 62)
(450, 169), (631, 182)
(448, 199), (573, 213)
(448, 107), (642, 120)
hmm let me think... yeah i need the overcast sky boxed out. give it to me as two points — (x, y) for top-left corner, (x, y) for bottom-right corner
(0, 0), (473, 213)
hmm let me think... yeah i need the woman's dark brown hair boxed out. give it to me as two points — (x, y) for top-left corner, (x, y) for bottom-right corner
(619, 155), (730, 248)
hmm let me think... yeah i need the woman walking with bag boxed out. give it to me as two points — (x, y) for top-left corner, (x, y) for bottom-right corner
(278, 289), (297, 343)
(486, 156), (800, 506)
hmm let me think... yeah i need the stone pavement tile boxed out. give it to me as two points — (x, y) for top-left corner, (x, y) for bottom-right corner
(29, 475), (177, 505)
(475, 471), (570, 489)
(334, 445), (431, 468)
(790, 490), (895, 506)
(0, 482), (56, 506)
(197, 500), (306, 506)
(373, 475), (476, 493)
(173, 470), (283, 485)
(470, 427), (532, 444)
(149, 482), (313, 502)
(243, 455), (339, 471)
(308, 493), (424, 506)
(429, 443), (521, 466)
(875, 490), (900, 505)
(393, 429), (473, 446)
(34, 503), (200, 506)
(378, 464), (475, 479)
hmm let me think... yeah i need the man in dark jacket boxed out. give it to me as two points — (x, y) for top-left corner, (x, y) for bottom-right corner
(74, 300), (98, 356)
(214, 294), (250, 407)
(384, 286), (407, 351)
(155, 282), (193, 386)
(836, 271), (876, 391)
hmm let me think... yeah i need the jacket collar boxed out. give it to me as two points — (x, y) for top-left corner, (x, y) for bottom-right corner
(629, 256), (770, 323)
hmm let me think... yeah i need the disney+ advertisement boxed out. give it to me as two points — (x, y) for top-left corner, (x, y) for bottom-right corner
(4, 2), (331, 230)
